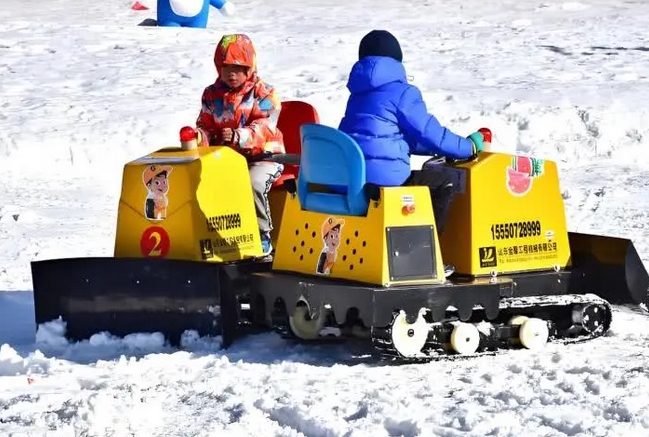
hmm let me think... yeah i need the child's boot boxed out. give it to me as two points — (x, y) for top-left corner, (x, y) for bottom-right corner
(261, 232), (273, 257)
(444, 264), (456, 278)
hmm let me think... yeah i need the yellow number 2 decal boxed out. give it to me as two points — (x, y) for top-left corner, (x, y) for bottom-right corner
(140, 226), (170, 258)
(148, 231), (162, 257)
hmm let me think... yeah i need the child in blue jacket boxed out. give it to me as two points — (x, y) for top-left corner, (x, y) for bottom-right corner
(339, 30), (485, 276)
(339, 30), (484, 187)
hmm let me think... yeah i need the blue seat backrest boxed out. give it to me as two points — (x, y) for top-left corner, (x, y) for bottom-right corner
(297, 123), (369, 216)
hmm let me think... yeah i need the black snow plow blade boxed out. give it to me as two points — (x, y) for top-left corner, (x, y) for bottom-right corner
(568, 232), (649, 308)
(30, 257), (270, 347)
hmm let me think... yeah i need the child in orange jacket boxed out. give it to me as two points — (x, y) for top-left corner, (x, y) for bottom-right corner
(195, 34), (285, 256)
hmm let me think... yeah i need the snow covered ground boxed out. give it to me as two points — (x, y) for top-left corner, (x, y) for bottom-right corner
(1, 0), (649, 435)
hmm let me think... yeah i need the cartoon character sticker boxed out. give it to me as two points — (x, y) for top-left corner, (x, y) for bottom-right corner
(506, 155), (544, 196)
(316, 216), (345, 275)
(142, 164), (173, 220)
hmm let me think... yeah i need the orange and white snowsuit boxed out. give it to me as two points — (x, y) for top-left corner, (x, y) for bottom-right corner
(196, 34), (285, 155)
(195, 34), (285, 239)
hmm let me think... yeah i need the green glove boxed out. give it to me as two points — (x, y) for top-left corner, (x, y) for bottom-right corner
(467, 131), (484, 153)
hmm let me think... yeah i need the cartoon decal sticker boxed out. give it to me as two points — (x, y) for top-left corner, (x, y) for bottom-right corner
(316, 216), (345, 275)
(142, 164), (173, 220)
(506, 155), (544, 196)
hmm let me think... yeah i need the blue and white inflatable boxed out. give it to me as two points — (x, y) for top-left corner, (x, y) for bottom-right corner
(157, 0), (235, 28)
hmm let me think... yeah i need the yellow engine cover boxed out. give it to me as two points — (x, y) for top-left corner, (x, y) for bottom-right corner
(272, 186), (446, 287)
(438, 152), (571, 276)
(114, 146), (263, 262)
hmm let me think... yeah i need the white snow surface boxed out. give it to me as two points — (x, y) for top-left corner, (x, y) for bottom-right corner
(2, 0), (649, 435)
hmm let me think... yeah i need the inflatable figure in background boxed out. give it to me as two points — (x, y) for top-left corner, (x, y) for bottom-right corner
(157, 0), (236, 28)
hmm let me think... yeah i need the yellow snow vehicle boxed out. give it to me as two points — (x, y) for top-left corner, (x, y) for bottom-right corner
(251, 124), (649, 360)
(30, 100), (319, 347)
(29, 114), (649, 361)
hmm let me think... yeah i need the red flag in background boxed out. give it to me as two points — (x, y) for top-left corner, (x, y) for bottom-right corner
(131, 1), (149, 10)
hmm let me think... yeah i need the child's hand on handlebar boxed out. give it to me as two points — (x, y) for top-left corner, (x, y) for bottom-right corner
(467, 131), (485, 154)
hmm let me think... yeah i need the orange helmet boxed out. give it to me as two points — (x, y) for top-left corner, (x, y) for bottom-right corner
(214, 34), (257, 79)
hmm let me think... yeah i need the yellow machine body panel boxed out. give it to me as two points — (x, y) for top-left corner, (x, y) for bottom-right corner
(268, 188), (288, 248)
(272, 186), (446, 287)
(114, 146), (263, 262)
(438, 152), (572, 276)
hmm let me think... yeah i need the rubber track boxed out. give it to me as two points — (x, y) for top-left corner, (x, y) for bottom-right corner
(370, 293), (613, 363)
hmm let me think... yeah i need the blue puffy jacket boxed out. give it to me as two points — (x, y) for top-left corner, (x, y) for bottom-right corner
(338, 56), (476, 186)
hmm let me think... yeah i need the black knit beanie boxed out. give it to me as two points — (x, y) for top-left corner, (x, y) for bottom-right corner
(358, 30), (403, 62)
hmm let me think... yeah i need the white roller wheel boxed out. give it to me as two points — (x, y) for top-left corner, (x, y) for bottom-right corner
(288, 302), (326, 340)
(508, 315), (528, 345)
(518, 318), (549, 350)
(449, 322), (481, 355)
(508, 315), (529, 326)
(391, 309), (429, 358)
